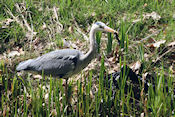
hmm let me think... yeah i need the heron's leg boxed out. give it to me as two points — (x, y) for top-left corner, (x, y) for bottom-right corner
(65, 78), (72, 114)
(65, 78), (68, 101)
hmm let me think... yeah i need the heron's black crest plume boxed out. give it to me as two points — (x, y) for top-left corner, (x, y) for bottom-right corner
(95, 22), (105, 29)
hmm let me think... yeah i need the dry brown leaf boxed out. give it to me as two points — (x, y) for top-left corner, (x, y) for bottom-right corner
(147, 40), (166, 51)
(68, 26), (74, 33)
(19, 48), (25, 55)
(143, 12), (161, 21)
(133, 11), (161, 26)
(143, 3), (148, 7)
(147, 38), (156, 43)
(6, 18), (14, 25)
(91, 12), (96, 16)
(153, 40), (166, 48)
(45, 93), (49, 100)
(1, 18), (14, 28)
(8, 51), (21, 58)
(108, 57), (116, 64)
(33, 74), (42, 80)
(169, 65), (174, 74)
(41, 22), (47, 30)
(168, 41), (175, 47)
(144, 53), (150, 61)
(132, 19), (141, 23)
(130, 61), (141, 73)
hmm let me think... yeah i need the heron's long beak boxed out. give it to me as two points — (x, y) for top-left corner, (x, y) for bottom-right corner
(104, 26), (120, 45)
(104, 26), (117, 33)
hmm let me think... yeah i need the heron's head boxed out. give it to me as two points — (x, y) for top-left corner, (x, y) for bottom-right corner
(92, 21), (117, 34)
(91, 22), (120, 44)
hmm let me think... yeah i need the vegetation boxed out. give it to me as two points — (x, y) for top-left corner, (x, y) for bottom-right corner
(0, 0), (174, 116)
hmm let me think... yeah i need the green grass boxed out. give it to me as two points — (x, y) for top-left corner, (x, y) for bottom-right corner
(0, 0), (175, 116)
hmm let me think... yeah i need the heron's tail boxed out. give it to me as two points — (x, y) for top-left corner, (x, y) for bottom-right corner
(16, 59), (34, 71)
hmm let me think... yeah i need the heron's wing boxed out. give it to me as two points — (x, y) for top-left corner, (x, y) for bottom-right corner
(28, 49), (81, 77)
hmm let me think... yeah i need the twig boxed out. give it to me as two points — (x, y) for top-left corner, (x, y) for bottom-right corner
(28, 11), (34, 49)
(128, 29), (163, 49)
(140, 29), (162, 42)
(154, 46), (175, 63)
(5, 6), (25, 31)
(15, 3), (33, 33)
(6, 3), (37, 37)
(53, 6), (63, 33)
(126, 23), (134, 35)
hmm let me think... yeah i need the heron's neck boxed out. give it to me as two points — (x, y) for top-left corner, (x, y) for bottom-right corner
(89, 28), (98, 54)
(80, 28), (98, 66)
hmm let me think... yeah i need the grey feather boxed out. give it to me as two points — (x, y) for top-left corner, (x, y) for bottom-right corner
(16, 59), (34, 71)
(16, 49), (83, 78)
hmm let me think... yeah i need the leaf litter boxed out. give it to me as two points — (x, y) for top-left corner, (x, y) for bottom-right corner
(1, 2), (175, 116)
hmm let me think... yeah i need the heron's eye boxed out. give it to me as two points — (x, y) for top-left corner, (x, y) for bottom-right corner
(99, 25), (104, 29)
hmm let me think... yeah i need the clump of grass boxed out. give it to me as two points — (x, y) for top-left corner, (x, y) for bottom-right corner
(0, 0), (175, 116)
(0, 56), (174, 116)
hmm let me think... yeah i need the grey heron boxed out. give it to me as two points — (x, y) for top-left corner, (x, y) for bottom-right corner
(16, 22), (118, 96)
